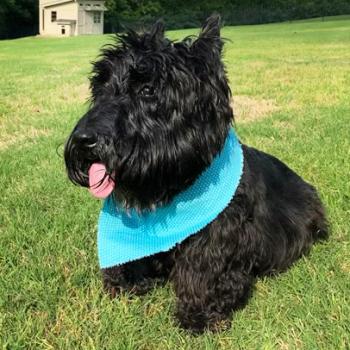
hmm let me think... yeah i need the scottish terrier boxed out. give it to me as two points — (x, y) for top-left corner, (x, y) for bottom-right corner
(64, 15), (328, 333)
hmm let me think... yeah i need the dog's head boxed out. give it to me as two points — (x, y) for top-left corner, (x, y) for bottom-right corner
(64, 14), (233, 209)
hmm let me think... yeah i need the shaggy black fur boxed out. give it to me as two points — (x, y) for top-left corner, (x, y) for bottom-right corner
(64, 15), (328, 333)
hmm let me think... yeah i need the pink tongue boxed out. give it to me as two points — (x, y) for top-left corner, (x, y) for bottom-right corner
(88, 163), (115, 199)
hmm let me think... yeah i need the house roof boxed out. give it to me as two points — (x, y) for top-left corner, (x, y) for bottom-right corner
(41, 0), (106, 10)
(42, 0), (75, 8)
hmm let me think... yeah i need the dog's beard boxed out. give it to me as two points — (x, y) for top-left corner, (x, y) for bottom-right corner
(110, 130), (214, 210)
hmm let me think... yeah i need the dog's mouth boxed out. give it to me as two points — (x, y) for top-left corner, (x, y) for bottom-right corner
(88, 163), (115, 199)
(64, 134), (116, 192)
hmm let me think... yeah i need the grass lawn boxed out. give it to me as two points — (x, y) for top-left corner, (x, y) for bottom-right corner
(1, 16), (350, 349)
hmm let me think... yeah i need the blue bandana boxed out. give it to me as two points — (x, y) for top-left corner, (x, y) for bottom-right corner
(98, 129), (243, 268)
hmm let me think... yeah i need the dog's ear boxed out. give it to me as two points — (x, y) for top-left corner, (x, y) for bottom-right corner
(191, 14), (223, 58)
(200, 14), (221, 40)
(149, 19), (165, 43)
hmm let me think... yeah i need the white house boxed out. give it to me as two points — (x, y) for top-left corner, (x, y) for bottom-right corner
(39, 0), (107, 37)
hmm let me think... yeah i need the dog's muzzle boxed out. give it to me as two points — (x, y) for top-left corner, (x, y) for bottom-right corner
(64, 130), (99, 187)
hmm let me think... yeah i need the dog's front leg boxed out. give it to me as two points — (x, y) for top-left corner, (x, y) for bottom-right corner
(172, 256), (254, 333)
(102, 251), (173, 297)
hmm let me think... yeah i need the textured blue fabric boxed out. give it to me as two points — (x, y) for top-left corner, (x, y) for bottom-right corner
(98, 129), (243, 268)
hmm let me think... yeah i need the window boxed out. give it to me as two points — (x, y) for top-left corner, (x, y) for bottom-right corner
(93, 12), (101, 23)
(61, 26), (66, 35)
(51, 11), (57, 22)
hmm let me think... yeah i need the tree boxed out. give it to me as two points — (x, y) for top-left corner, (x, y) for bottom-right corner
(0, 0), (38, 39)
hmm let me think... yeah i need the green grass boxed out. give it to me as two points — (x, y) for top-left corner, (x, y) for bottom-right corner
(1, 16), (350, 349)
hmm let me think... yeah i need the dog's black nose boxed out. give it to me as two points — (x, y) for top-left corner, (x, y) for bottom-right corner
(72, 131), (97, 146)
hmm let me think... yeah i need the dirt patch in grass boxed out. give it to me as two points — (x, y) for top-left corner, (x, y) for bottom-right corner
(0, 126), (51, 151)
(231, 95), (278, 123)
(340, 261), (350, 273)
(58, 83), (90, 104)
(272, 120), (295, 130)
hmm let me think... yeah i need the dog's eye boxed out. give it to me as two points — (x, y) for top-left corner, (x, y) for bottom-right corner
(139, 85), (155, 97)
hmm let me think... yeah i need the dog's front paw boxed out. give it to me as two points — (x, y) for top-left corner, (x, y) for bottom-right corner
(101, 265), (129, 298)
(176, 306), (231, 334)
(102, 274), (124, 299)
(103, 277), (162, 297)
(101, 264), (165, 297)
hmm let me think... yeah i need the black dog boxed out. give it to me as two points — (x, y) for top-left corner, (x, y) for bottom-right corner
(64, 15), (328, 333)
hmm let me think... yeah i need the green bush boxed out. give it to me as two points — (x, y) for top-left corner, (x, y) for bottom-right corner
(103, 0), (350, 33)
